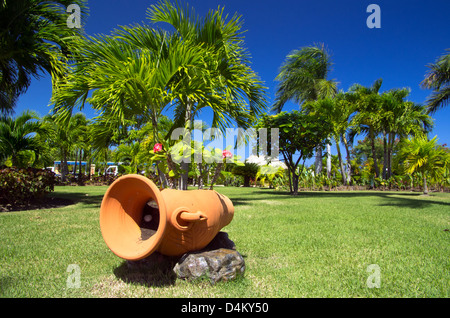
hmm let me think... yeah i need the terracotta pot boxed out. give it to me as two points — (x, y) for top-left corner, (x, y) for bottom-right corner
(99, 174), (234, 261)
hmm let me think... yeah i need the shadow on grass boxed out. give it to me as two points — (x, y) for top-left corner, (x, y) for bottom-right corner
(49, 191), (104, 209)
(114, 262), (177, 288)
(113, 254), (179, 287)
(248, 188), (450, 209)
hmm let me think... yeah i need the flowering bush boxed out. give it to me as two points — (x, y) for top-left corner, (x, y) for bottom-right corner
(222, 149), (233, 159)
(153, 143), (163, 152)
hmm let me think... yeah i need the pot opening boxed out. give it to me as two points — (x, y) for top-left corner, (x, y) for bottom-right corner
(139, 199), (160, 241)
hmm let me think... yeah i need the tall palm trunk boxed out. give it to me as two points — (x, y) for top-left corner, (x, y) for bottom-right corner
(335, 142), (347, 185)
(326, 142), (332, 178)
(315, 145), (323, 175)
(387, 133), (394, 179)
(423, 174), (428, 195)
(61, 149), (69, 182)
(382, 132), (388, 180)
(179, 99), (194, 190)
(369, 128), (380, 178)
(342, 135), (352, 185)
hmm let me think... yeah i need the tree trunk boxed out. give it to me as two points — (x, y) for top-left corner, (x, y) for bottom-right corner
(382, 132), (388, 180)
(243, 176), (251, 187)
(423, 174), (428, 195)
(336, 142), (347, 186)
(197, 163), (204, 189)
(180, 99), (194, 190)
(387, 133), (394, 179)
(292, 172), (299, 195)
(342, 135), (352, 185)
(370, 129), (380, 178)
(61, 149), (69, 182)
(326, 142), (331, 179)
(73, 150), (78, 176)
(315, 145), (323, 175)
(288, 169), (292, 193)
(209, 163), (223, 190)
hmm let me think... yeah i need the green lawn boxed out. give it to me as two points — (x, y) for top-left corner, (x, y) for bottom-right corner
(1, 185), (449, 297)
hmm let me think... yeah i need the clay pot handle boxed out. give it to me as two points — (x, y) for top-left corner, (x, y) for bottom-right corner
(179, 211), (208, 222)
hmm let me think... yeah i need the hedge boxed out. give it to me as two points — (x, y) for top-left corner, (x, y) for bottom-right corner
(0, 166), (57, 205)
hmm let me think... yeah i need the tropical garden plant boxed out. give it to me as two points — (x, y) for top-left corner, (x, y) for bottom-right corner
(0, 110), (43, 168)
(421, 49), (450, 114)
(399, 135), (450, 194)
(272, 43), (337, 176)
(0, 0), (87, 115)
(256, 110), (333, 195)
(50, 0), (267, 190)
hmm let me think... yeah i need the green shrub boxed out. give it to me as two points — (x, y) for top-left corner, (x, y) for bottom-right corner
(0, 166), (56, 205)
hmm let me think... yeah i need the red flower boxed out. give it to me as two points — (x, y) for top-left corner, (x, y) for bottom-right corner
(222, 149), (233, 159)
(153, 143), (163, 152)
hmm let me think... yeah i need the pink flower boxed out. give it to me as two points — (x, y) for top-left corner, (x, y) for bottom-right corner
(222, 149), (233, 159)
(153, 143), (163, 152)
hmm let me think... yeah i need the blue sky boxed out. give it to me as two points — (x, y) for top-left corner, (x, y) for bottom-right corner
(15, 0), (450, 147)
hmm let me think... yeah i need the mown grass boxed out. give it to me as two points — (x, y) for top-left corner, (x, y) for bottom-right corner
(1, 185), (449, 298)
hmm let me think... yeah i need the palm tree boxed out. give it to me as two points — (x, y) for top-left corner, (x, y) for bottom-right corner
(348, 79), (384, 178)
(272, 43), (337, 176)
(304, 93), (357, 185)
(148, 0), (267, 189)
(69, 113), (88, 177)
(272, 43), (337, 112)
(0, 110), (43, 167)
(114, 142), (142, 174)
(380, 89), (433, 179)
(42, 112), (86, 181)
(52, 1), (267, 190)
(0, 0), (88, 115)
(421, 49), (450, 114)
(400, 135), (449, 194)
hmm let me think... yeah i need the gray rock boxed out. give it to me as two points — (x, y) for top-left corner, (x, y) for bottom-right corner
(173, 248), (245, 284)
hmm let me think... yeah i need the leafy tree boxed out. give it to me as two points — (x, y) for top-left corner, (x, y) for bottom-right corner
(421, 49), (450, 114)
(256, 111), (333, 195)
(0, 0), (88, 115)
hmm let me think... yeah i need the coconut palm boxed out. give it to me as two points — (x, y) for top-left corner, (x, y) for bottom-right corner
(0, 0), (87, 115)
(400, 135), (449, 194)
(421, 49), (450, 114)
(0, 110), (43, 167)
(272, 43), (337, 176)
(272, 43), (337, 112)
